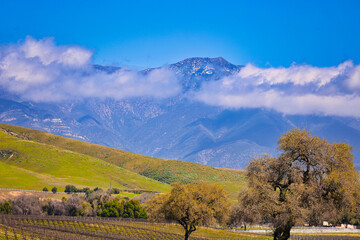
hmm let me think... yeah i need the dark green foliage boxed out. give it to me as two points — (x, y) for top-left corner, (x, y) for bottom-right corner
(83, 187), (92, 197)
(124, 199), (147, 218)
(65, 185), (77, 193)
(98, 199), (123, 217)
(341, 211), (360, 226)
(51, 187), (57, 193)
(65, 185), (92, 194)
(110, 188), (120, 194)
(351, 217), (360, 226)
(98, 199), (147, 219)
(0, 201), (12, 214)
(42, 187), (48, 192)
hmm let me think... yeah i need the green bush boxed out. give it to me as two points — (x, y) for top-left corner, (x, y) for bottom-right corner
(98, 199), (147, 219)
(124, 199), (147, 218)
(65, 185), (77, 193)
(110, 188), (120, 194)
(0, 201), (12, 214)
(99, 199), (123, 217)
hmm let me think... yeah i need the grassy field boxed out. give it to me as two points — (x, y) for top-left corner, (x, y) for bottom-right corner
(0, 129), (170, 193)
(0, 123), (247, 199)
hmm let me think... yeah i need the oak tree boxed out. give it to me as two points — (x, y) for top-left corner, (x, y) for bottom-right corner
(147, 182), (231, 240)
(238, 129), (360, 240)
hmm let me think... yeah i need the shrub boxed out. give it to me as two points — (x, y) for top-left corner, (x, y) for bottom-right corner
(110, 188), (120, 194)
(97, 199), (147, 219)
(98, 199), (123, 217)
(12, 195), (41, 215)
(0, 200), (12, 214)
(65, 185), (77, 194)
(64, 195), (85, 216)
(42, 200), (65, 216)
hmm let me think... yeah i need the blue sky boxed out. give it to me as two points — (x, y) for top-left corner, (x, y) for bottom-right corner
(1, 0), (360, 69)
(1, 1), (360, 117)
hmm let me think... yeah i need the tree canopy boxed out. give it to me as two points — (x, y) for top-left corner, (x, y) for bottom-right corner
(147, 182), (231, 240)
(237, 129), (360, 240)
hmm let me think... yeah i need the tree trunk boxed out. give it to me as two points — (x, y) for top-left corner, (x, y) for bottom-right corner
(273, 224), (292, 240)
(184, 230), (190, 240)
(183, 224), (196, 240)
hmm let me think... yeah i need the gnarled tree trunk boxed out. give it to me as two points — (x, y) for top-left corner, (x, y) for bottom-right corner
(273, 220), (293, 240)
(178, 219), (196, 240)
(184, 224), (196, 240)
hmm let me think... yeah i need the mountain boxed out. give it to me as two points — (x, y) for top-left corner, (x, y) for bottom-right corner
(1, 57), (360, 169)
(169, 57), (242, 90)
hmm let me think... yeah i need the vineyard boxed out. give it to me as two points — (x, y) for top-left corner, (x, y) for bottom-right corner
(1, 215), (359, 240)
(0, 215), (269, 240)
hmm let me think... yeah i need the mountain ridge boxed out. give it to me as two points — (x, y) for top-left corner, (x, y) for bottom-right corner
(0, 57), (359, 169)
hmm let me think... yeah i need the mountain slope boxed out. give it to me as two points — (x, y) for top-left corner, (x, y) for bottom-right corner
(0, 126), (170, 192)
(0, 123), (247, 199)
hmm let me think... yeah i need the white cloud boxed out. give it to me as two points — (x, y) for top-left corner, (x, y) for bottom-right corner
(0, 37), (181, 102)
(194, 61), (360, 118)
(20, 36), (92, 66)
(63, 67), (179, 100)
(347, 65), (360, 89)
(238, 61), (352, 87)
(195, 89), (360, 117)
(2, 36), (360, 118)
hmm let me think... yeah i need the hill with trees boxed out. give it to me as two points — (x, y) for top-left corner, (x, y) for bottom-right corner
(0, 123), (246, 199)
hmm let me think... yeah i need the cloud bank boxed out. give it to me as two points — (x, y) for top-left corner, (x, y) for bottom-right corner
(0, 37), (180, 102)
(1, 36), (360, 118)
(194, 61), (360, 117)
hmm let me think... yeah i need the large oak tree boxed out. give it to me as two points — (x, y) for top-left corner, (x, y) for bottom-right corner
(238, 129), (360, 240)
(147, 182), (231, 240)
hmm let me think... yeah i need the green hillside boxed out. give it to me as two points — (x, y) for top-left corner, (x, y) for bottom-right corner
(0, 123), (247, 199)
(0, 129), (170, 192)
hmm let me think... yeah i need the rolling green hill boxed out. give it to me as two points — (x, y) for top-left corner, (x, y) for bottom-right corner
(0, 129), (170, 192)
(0, 123), (247, 199)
